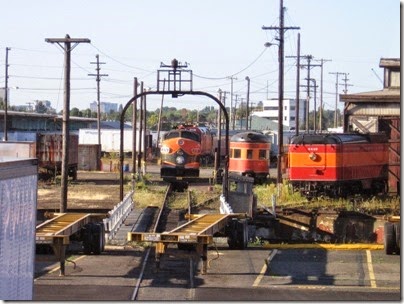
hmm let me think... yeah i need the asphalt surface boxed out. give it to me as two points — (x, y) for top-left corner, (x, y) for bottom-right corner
(34, 242), (401, 301)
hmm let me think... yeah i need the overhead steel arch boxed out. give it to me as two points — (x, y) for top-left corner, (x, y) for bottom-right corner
(119, 90), (229, 201)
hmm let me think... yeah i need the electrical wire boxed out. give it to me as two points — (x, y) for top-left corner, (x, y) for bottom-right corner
(90, 43), (152, 73)
(193, 47), (270, 80)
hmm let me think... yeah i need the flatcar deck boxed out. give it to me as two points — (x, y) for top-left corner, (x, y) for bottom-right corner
(128, 213), (230, 244)
(36, 212), (106, 275)
(36, 213), (93, 244)
(127, 213), (242, 273)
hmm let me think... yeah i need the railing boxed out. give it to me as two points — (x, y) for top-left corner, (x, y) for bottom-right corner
(103, 190), (134, 241)
(219, 194), (233, 214)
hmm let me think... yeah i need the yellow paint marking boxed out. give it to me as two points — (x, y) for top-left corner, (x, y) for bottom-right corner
(253, 249), (277, 287)
(366, 250), (377, 288)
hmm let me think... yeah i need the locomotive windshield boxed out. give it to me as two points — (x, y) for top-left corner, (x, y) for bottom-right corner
(164, 130), (200, 142)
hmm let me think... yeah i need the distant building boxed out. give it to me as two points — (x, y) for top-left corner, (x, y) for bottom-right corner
(251, 98), (306, 129)
(90, 101), (118, 114)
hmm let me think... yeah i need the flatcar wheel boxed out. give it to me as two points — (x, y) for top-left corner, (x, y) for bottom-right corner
(227, 219), (238, 249)
(384, 222), (396, 255)
(238, 219), (248, 250)
(91, 223), (104, 255)
(82, 223), (93, 255)
(394, 222), (400, 254)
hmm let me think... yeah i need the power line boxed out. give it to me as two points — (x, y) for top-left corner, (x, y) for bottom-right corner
(193, 47), (270, 80)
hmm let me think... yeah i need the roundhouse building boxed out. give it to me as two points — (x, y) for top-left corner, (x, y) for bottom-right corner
(340, 58), (400, 195)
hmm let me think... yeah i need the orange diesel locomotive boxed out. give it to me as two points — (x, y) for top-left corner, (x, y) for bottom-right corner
(229, 131), (271, 184)
(288, 133), (389, 198)
(160, 129), (202, 181)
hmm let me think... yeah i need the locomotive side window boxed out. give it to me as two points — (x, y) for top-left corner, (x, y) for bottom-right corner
(247, 149), (253, 159)
(234, 149), (241, 158)
(259, 149), (267, 159)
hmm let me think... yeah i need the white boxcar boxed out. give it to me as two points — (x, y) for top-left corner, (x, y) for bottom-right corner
(79, 128), (150, 153)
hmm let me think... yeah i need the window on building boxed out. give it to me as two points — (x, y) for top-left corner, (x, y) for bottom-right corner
(247, 149), (253, 159)
(290, 106), (295, 111)
(284, 106), (287, 110)
(263, 106), (278, 111)
(390, 70), (400, 88)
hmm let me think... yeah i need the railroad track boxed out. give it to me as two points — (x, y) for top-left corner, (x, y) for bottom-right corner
(132, 182), (195, 300)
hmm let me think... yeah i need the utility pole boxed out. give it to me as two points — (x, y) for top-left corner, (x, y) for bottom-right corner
(314, 58), (332, 132)
(3, 47), (10, 141)
(295, 34), (300, 135)
(132, 77), (138, 178)
(137, 81), (144, 178)
(88, 54), (108, 147)
(156, 79), (166, 159)
(294, 55), (321, 131)
(233, 94), (239, 130)
(245, 76), (250, 130)
(329, 72), (345, 128)
(45, 34), (91, 213)
(307, 79), (318, 132)
(227, 76), (237, 130)
(216, 89), (223, 176)
(263, 0), (300, 192)
(340, 72), (353, 94)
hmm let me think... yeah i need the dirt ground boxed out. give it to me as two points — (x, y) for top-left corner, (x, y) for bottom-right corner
(37, 166), (217, 211)
(37, 171), (123, 210)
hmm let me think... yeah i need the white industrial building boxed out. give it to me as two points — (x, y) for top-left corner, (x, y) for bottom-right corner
(252, 98), (306, 129)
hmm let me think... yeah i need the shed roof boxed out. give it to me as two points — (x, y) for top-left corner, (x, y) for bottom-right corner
(340, 88), (400, 103)
(379, 58), (400, 68)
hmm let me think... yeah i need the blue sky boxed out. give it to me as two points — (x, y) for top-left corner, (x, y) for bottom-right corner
(0, 0), (400, 113)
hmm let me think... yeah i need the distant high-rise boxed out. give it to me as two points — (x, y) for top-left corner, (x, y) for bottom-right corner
(90, 101), (118, 114)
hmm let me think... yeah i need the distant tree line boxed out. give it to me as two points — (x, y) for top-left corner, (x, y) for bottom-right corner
(0, 96), (343, 130)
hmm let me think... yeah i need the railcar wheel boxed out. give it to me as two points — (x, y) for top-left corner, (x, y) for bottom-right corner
(226, 219), (248, 250)
(384, 222), (396, 255)
(82, 223), (93, 255)
(394, 222), (400, 254)
(82, 222), (104, 255)
(91, 222), (104, 255)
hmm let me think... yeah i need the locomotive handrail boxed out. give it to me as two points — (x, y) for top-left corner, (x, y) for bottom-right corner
(103, 190), (134, 241)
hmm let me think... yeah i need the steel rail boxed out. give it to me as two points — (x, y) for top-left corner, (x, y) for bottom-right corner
(131, 184), (172, 300)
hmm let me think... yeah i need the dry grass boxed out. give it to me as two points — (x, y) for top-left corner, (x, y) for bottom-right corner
(254, 181), (400, 215)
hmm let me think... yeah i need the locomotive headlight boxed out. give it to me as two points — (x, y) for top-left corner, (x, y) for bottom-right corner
(176, 155), (185, 164)
(309, 152), (317, 161)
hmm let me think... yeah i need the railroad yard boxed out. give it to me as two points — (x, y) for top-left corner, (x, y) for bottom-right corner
(33, 166), (401, 301)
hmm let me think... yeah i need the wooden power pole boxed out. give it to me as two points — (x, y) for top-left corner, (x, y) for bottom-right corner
(88, 54), (108, 146)
(262, 0), (299, 194)
(45, 34), (90, 212)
